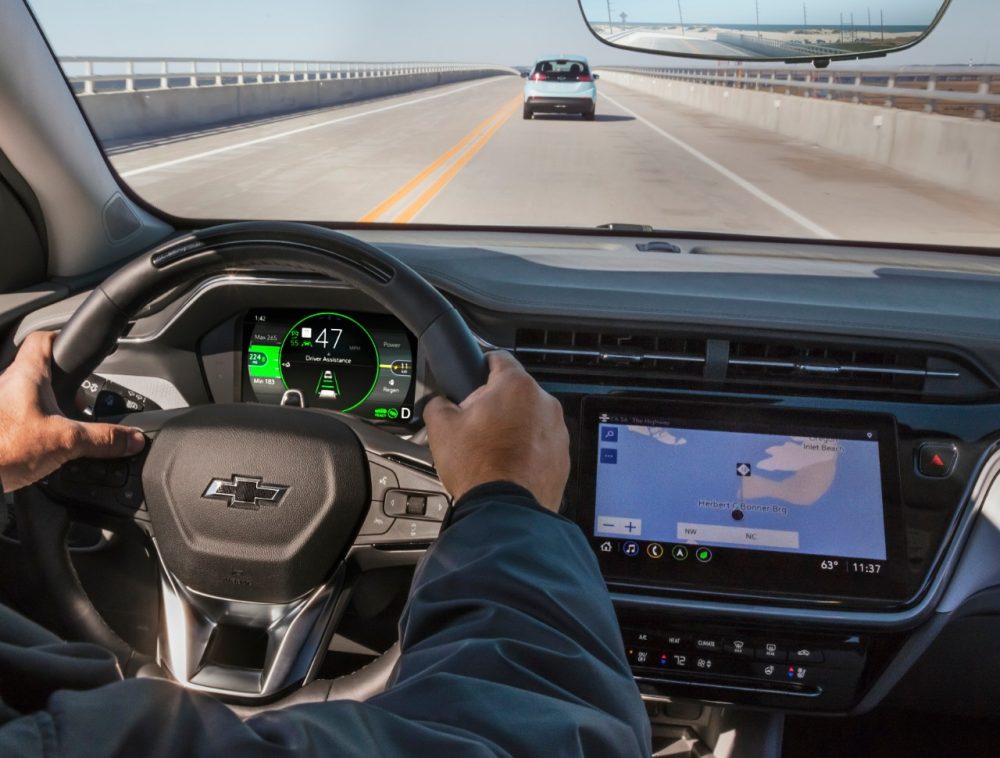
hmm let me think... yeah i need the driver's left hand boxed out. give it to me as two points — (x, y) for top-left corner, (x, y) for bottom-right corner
(0, 331), (146, 492)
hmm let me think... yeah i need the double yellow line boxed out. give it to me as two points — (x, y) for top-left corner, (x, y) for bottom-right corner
(360, 94), (521, 224)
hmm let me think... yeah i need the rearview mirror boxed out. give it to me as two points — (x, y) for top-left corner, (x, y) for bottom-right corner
(577, 0), (953, 65)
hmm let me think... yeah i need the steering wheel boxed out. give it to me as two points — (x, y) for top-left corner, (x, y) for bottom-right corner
(14, 222), (487, 704)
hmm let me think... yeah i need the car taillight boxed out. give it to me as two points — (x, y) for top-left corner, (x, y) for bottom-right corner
(577, 74), (593, 82)
(530, 73), (548, 81)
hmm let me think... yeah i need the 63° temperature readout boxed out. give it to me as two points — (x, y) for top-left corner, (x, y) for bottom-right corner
(820, 558), (883, 575)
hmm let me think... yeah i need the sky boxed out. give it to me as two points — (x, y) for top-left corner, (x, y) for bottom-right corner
(27, 0), (998, 65)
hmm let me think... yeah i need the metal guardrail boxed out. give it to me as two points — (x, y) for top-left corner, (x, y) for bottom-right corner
(715, 32), (848, 57)
(599, 65), (1000, 121)
(58, 57), (513, 95)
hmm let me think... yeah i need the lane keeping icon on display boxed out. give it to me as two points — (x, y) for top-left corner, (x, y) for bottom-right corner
(622, 541), (640, 557)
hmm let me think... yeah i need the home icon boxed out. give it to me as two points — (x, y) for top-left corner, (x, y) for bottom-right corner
(600, 541), (613, 553)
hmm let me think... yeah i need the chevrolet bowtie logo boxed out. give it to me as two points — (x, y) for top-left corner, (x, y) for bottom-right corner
(203, 476), (289, 510)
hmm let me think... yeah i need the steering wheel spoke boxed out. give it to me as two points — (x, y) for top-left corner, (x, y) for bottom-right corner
(323, 410), (452, 548)
(157, 560), (350, 699)
(357, 453), (450, 547)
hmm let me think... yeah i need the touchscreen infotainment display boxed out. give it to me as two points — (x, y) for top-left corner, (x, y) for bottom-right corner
(579, 398), (909, 606)
(595, 424), (887, 561)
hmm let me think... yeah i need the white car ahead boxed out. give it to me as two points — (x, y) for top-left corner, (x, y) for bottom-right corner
(522, 55), (598, 120)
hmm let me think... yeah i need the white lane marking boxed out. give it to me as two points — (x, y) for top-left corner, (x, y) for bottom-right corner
(601, 92), (837, 239)
(120, 77), (507, 178)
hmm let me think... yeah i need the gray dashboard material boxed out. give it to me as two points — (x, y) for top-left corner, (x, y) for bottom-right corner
(17, 236), (1000, 385)
(379, 244), (1000, 361)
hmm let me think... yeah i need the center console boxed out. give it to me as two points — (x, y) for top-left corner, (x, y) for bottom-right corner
(573, 395), (979, 712)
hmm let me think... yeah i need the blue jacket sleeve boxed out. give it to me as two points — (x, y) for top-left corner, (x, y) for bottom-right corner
(0, 483), (649, 757)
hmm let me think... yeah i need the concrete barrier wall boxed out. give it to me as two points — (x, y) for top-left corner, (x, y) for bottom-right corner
(81, 69), (506, 143)
(597, 70), (1000, 201)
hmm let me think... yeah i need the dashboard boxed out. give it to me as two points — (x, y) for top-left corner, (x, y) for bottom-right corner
(15, 229), (1000, 721)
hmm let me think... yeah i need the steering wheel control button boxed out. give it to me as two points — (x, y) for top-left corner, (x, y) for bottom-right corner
(405, 494), (427, 516)
(756, 642), (787, 662)
(106, 462), (129, 488)
(369, 463), (398, 501)
(64, 459), (107, 484)
(358, 504), (394, 536)
(115, 478), (144, 510)
(381, 518), (440, 543)
(671, 545), (688, 561)
(916, 442), (958, 478)
(383, 489), (449, 521)
(424, 495), (449, 521)
(383, 490), (409, 517)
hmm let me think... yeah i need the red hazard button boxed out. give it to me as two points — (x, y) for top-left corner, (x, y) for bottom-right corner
(917, 443), (958, 478)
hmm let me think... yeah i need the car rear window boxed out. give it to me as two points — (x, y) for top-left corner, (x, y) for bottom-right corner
(530, 60), (591, 81)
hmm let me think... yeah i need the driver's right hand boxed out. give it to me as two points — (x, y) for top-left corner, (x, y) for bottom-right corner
(423, 351), (569, 512)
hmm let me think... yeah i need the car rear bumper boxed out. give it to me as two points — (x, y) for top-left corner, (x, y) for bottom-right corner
(524, 96), (595, 114)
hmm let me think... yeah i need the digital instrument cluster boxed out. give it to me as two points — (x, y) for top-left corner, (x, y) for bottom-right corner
(243, 309), (416, 421)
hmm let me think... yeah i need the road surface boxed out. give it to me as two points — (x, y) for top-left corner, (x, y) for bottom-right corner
(110, 75), (1000, 247)
(605, 30), (751, 57)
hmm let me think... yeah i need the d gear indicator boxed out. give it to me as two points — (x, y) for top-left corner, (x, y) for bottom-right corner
(245, 309), (416, 420)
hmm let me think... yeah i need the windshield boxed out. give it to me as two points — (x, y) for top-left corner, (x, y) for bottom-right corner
(27, 0), (1000, 248)
(531, 59), (592, 79)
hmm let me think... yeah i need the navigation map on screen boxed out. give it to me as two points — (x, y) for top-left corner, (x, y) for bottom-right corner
(594, 422), (888, 560)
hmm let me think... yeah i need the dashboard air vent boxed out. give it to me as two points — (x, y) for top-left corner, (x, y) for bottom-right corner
(511, 327), (994, 401)
(725, 340), (983, 399)
(515, 329), (706, 383)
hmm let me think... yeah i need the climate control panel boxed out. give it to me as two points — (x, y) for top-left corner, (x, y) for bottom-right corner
(619, 618), (869, 711)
